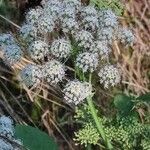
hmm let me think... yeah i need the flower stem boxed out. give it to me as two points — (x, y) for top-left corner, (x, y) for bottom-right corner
(87, 74), (113, 150)
(87, 144), (92, 150)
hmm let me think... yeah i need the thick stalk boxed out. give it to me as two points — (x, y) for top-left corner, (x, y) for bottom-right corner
(87, 74), (113, 150)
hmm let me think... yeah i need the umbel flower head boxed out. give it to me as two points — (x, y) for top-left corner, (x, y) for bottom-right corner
(0, 116), (23, 150)
(80, 6), (99, 31)
(74, 30), (94, 49)
(38, 15), (55, 33)
(43, 0), (63, 19)
(0, 116), (14, 139)
(0, 139), (13, 150)
(98, 9), (118, 29)
(98, 65), (121, 88)
(50, 39), (71, 59)
(25, 7), (43, 25)
(28, 40), (49, 61)
(60, 5), (78, 33)
(76, 52), (99, 72)
(2, 44), (23, 66)
(64, 0), (81, 12)
(0, 33), (15, 47)
(90, 41), (111, 59)
(117, 27), (134, 46)
(43, 60), (65, 84)
(97, 27), (115, 44)
(80, 5), (98, 18)
(81, 15), (99, 31)
(20, 23), (38, 42)
(0, 116), (13, 129)
(61, 5), (76, 19)
(63, 80), (92, 105)
(61, 17), (79, 34)
(20, 64), (42, 87)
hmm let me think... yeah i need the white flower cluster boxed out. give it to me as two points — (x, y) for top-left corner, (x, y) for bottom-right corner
(25, 7), (43, 25)
(20, 64), (42, 87)
(0, 0), (134, 105)
(81, 5), (98, 17)
(28, 40), (49, 61)
(43, 60), (65, 84)
(0, 116), (14, 138)
(0, 138), (14, 150)
(98, 10), (118, 44)
(0, 34), (23, 66)
(80, 5), (99, 31)
(2, 44), (23, 66)
(64, 0), (81, 12)
(0, 33), (15, 46)
(117, 28), (135, 46)
(63, 80), (92, 105)
(0, 116), (23, 150)
(76, 52), (98, 72)
(38, 16), (55, 34)
(50, 39), (71, 59)
(74, 30), (94, 49)
(60, 2), (78, 33)
(90, 41), (111, 59)
(98, 27), (114, 44)
(43, 0), (63, 19)
(98, 65), (121, 88)
(99, 10), (118, 29)
(20, 23), (38, 42)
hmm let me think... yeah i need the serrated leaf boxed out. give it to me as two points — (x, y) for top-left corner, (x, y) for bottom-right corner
(114, 94), (134, 115)
(136, 93), (150, 103)
(15, 125), (58, 150)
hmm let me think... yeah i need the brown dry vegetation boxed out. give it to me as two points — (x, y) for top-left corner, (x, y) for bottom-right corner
(118, 0), (150, 95)
(0, 0), (150, 149)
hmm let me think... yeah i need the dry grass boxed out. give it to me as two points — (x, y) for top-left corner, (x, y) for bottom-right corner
(0, 0), (150, 149)
(112, 0), (150, 95)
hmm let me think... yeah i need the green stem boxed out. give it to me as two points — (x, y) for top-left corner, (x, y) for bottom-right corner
(89, 73), (92, 84)
(87, 74), (113, 150)
(82, 71), (85, 81)
(87, 97), (105, 139)
(87, 144), (92, 150)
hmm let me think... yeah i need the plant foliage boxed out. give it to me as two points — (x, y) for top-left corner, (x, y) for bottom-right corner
(15, 125), (58, 150)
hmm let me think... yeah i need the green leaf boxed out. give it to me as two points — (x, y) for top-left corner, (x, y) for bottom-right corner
(136, 93), (150, 103)
(15, 125), (58, 150)
(114, 94), (134, 115)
